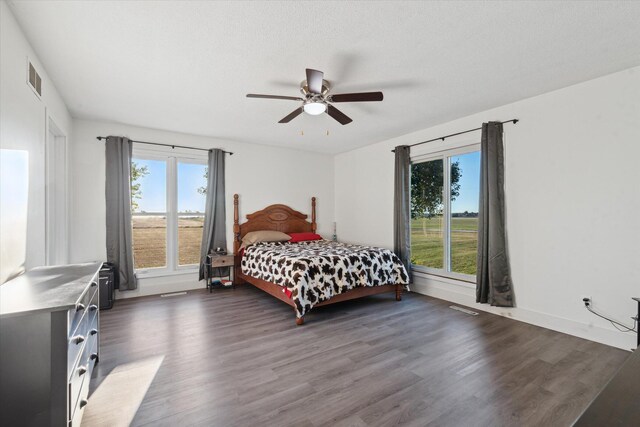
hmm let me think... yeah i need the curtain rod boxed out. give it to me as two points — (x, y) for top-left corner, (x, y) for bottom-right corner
(390, 119), (519, 153)
(96, 136), (233, 155)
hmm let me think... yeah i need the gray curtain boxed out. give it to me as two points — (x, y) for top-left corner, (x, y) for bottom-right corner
(476, 122), (514, 306)
(105, 136), (137, 290)
(393, 145), (412, 282)
(199, 149), (227, 281)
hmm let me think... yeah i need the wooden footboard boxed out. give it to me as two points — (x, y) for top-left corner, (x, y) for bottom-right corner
(236, 271), (296, 309)
(238, 269), (402, 325)
(314, 283), (401, 307)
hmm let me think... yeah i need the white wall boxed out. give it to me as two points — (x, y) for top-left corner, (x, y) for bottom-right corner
(335, 66), (640, 350)
(70, 119), (334, 297)
(0, 1), (72, 283)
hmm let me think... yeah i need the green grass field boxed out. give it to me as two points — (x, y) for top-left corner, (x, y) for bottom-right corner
(410, 217), (478, 275)
(132, 215), (477, 275)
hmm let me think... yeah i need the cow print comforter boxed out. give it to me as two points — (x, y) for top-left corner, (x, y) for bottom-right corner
(241, 240), (409, 318)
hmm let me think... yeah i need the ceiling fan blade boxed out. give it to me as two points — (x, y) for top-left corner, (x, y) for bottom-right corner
(327, 104), (353, 125)
(306, 68), (324, 94)
(330, 92), (384, 103)
(247, 94), (303, 101)
(278, 107), (303, 123)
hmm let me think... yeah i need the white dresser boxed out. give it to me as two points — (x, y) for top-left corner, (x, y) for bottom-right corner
(0, 262), (102, 426)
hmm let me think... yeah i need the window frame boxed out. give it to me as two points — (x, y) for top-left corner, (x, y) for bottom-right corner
(410, 142), (480, 283)
(132, 147), (208, 277)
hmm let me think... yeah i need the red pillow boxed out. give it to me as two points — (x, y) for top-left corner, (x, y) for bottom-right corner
(288, 232), (322, 243)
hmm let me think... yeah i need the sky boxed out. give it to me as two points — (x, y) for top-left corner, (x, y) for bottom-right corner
(132, 158), (207, 213)
(451, 151), (480, 213)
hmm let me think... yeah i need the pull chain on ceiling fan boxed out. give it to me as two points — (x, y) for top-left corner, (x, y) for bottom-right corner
(246, 68), (384, 125)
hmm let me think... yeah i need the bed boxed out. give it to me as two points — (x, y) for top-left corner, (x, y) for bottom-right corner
(232, 194), (409, 325)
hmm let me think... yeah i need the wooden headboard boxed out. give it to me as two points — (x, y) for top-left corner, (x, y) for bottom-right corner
(233, 194), (316, 255)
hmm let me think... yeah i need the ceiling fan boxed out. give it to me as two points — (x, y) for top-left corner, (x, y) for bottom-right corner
(246, 68), (383, 125)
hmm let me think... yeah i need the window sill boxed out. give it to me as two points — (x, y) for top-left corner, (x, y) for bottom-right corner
(411, 266), (476, 286)
(135, 267), (199, 279)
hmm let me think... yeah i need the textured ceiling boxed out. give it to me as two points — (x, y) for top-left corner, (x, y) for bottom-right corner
(8, 1), (640, 154)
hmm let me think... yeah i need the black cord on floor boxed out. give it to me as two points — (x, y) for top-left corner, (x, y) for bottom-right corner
(584, 304), (638, 333)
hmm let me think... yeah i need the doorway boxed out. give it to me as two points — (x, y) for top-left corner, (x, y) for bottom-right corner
(45, 117), (68, 265)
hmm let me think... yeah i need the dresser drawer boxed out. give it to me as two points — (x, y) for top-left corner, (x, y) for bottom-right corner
(68, 359), (90, 419)
(69, 330), (98, 422)
(87, 288), (99, 327)
(67, 313), (88, 376)
(69, 337), (98, 425)
(68, 295), (98, 387)
(87, 336), (99, 379)
(86, 323), (99, 366)
(68, 282), (98, 337)
(69, 372), (90, 426)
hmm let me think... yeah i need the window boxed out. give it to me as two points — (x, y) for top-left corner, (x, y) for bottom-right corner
(131, 152), (208, 274)
(410, 145), (480, 280)
(410, 159), (444, 269)
(131, 158), (167, 270)
(45, 118), (68, 266)
(177, 162), (207, 266)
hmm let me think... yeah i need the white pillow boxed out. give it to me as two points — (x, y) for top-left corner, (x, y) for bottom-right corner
(241, 230), (290, 249)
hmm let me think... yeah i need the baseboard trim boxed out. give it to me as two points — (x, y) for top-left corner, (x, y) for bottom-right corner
(115, 275), (203, 299)
(411, 274), (635, 351)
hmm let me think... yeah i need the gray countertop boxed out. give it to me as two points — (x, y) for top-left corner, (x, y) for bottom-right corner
(0, 262), (103, 318)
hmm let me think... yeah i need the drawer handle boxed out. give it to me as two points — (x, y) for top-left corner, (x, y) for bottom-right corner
(89, 329), (98, 336)
(73, 335), (85, 345)
(91, 281), (98, 287)
(77, 365), (87, 376)
(90, 353), (98, 361)
(89, 304), (98, 312)
(80, 399), (88, 409)
(76, 303), (85, 312)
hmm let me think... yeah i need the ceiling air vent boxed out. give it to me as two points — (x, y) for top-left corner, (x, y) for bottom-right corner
(27, 60), (42, 97)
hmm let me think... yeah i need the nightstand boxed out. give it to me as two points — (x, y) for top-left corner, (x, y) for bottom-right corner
(206, 254), (234, 292)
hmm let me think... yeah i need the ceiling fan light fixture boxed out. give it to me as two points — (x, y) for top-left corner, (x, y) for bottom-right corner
(246, 68), (383, 125)
(303, 101), (327, 116)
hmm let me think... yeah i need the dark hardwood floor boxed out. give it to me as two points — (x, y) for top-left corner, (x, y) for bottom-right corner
(91, 285), (629, 426)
